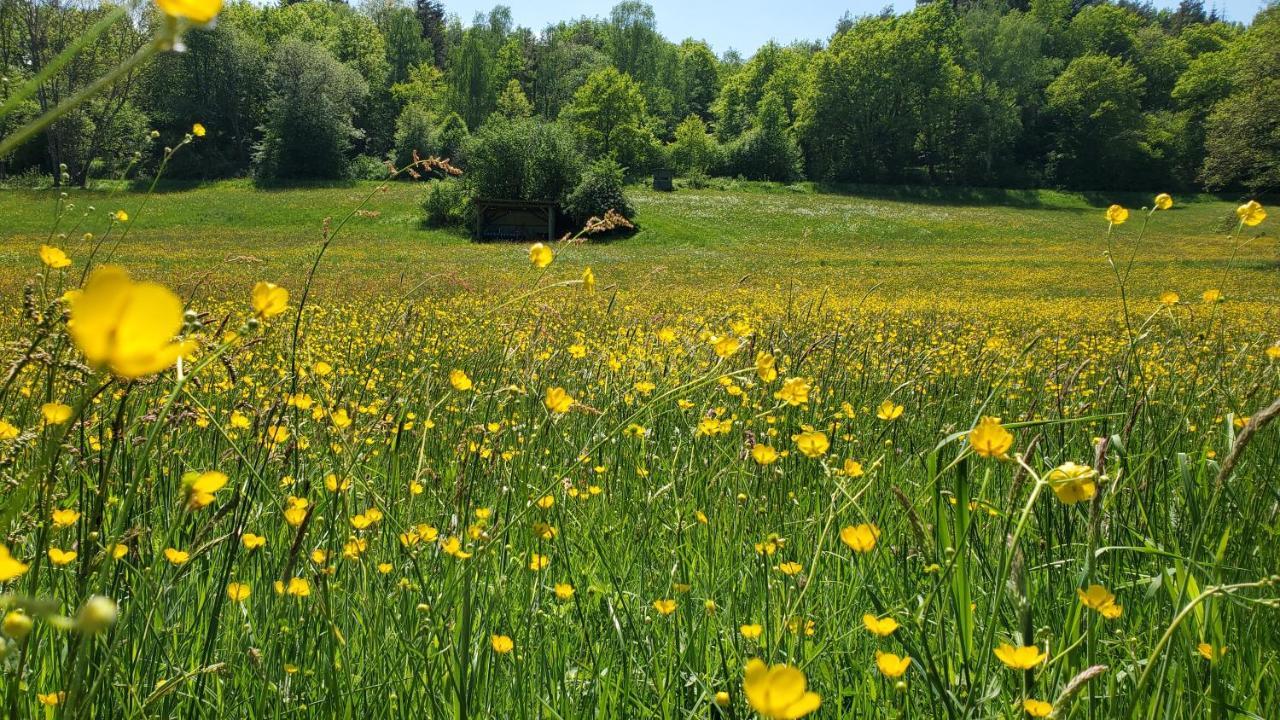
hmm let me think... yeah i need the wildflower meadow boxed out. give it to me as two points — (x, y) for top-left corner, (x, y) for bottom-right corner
(2, 1), (1280, 719)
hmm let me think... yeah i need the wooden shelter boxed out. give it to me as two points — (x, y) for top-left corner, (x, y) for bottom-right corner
(653, 169), (675, 191)
(473, 199), (558, 241)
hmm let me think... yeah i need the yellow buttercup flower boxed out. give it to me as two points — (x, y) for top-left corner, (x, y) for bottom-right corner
(862, 614), (899, 637)
(48, 548), (77, 566)
(155, 0), (223, 24)
(652, 599), (676, 615)
(1023, 699), (1053, 717)
(226, 582), (250, 602)
(450, 369), (473, 391)
(581, 266), (595, 291)
(242, 533), (266, 550)
(529, 242), (553, 268)
(752, 444), (779, 465)
(192, 123), (206, 137)
(554, 583), (575, 600)
(183, 470), (228, 510)
(3, 610), (33, 640)
(876, 400), (904, 421)
(840, 523), (879, 553)
(742, 659), (821, 720)
(740, 623), (763, 639)
(1045, 461), (1098, 505)
(1105, 204), (1128, 225)
(491, 634), (514, 653)
(755, 351), (777, 382)
(251, 281), (289, 320)
(51, 508), (80, 528)
(1197, 642), (1228, 662)
(39, 244), (71, 269)
(794, 430), (828, 458)
(0, 544), (30, 582)
(164, 548), (190, 565)
(69, 266), (190, 379)
(0, 420), (17, 441)
(41, 403), (73, 425)
(777, 561), (803, 576)
(1201, 288), (1222, 303)
(544, 386), (574, 413)
(774, 377), (811, 406)
(1236, 200), (1265, 227)
(994, 643), (1046, 670)
(1153, 193), (1172, 210)
(969, 416), (1013, 458)
(1159, 291), (1179, 306)
(712, 335), (740, 358)
(1078, 584), (1123, 619)
(875, 651), (912, 678)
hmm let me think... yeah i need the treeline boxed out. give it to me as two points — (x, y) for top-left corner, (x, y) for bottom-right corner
(2, 0), (1278, 193)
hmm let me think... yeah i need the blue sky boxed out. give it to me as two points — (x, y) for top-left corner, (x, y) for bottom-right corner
(442, 0), (1270, 54)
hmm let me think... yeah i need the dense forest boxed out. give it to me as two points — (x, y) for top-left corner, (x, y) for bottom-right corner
(1, 0), (1278, 194)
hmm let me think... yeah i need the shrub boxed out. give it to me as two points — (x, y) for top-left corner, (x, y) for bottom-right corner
(421, 178), (468, 227)
(459, 116), (583, 204)
(392, 103), (437, 169)
(351, 155), (392, 180)
(667, 115), (721, 176)
(564, 159), (634, 226)
(254, 40), (368, 180)
(721, 93), (803, 182)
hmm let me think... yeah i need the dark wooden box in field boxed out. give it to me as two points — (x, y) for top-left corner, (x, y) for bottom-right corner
(653, 169), (674, 191)
(473, 199), (558, 241)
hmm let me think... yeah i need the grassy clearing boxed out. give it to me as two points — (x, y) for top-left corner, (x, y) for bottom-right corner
(0, 182), (1277, 719)
(0, 181), (1274, 317)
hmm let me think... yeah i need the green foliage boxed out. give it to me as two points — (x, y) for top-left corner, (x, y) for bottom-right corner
(723, 92), (802, 182)
(421, 177), (468, 227)
(495, 78), (533, 119)
(392, 102), (437, 168)
(675, 40), (720, 122)
(796, 5), (960, 182)
(666, 115), (721, 175)
(459, 116), (583, 203)
(564, 66), (655, 172)
(564, 158), (635, 223)
(254, 40), (368, 181)
(143, 23), (269, 179)
(3, 0), (1272, 191)
(1200, 6), (1280, 191)
(1045, 54), (1147, 187)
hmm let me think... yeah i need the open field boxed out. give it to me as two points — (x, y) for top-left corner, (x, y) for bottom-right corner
(0, 183), (1278, 718)
(1, 182), (1276, 319)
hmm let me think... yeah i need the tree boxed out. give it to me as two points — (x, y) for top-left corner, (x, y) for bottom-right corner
(724, 92), (802, 182)
(1200, 5), (1280, 191)
(495, 78), (533, 118)
(606, 1), (659, 83)
(143, 22), (269, 179)
(414, 0), (447, 66)
(1044, 54), (1147, 188)
(380, 6), (431, 86)
(460, 116), (583, 203)
(795, 5), (957, 182)
(564, 66), (654, 170)
(667, 115), (720, 175)
(449, 28), (496, 129)
(676, 40), (720, 122)
(255, 40), (368, 180)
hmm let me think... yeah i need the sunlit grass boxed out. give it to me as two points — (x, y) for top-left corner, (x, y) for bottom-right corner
(0, 183), (1277, 718)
